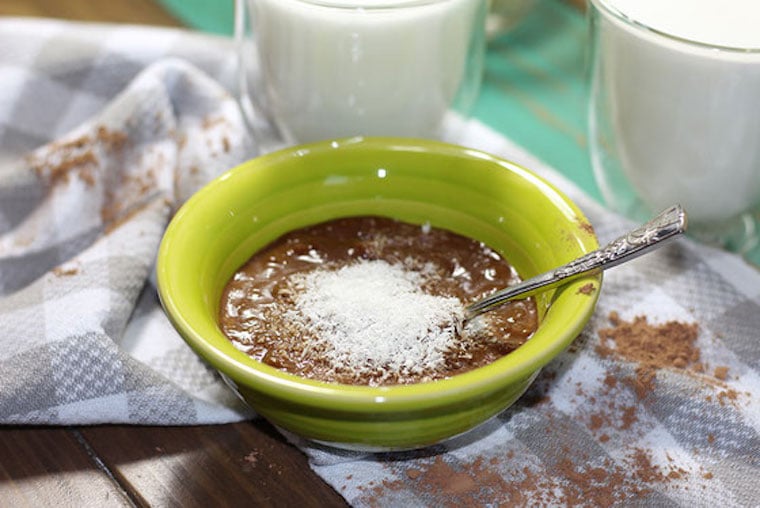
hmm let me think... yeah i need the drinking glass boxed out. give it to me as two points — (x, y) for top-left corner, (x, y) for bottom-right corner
(588, 0), (760, 254)
(235, 0), (487, 149)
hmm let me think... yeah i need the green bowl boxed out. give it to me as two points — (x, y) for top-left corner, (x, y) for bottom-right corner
(156, 137), (600, 450)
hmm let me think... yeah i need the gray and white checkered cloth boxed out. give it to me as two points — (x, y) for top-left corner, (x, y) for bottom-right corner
(1, 17), (758, 507)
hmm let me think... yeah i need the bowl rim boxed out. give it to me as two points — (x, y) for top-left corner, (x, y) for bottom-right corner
(157, 136), (601, 412)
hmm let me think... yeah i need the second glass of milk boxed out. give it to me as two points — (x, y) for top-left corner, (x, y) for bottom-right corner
(235, 0), (486, 147)
(589, 0), (760, 254)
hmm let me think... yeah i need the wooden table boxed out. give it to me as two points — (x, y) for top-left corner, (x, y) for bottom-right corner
(0, 0), (182, 27)
(2, 421), (348, 506)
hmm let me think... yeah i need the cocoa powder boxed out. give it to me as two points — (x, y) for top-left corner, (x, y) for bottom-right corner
(595, 312), (740, 404)
(713, 366), (729, 380)
(29, 126), (128, 188)
(354, 441), (691, 507)
(577, 219), (595, 236)
(596, 312), (700, 398)
(351, 309), (742, 506)
(52, 264), (79, 277)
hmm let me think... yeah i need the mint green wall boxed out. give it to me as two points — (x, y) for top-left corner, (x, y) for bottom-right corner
(477, 1), (598, 200)
(160, 0), (235, 35)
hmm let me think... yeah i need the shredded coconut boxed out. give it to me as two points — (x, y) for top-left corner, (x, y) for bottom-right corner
(286, 259), (464, 377)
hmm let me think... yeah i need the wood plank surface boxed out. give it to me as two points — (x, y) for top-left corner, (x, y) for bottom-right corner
(1, 421), (349, 507)
(0, 0), (182, 27)
(0, 427), (132, 507)
(79, 421), (349, 508)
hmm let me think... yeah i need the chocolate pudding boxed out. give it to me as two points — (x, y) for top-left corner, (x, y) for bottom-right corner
(219, 217), (537, 386)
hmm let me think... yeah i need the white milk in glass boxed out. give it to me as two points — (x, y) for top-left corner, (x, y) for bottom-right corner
(245, 0), (483, 143)
(590, 0), (760, 226)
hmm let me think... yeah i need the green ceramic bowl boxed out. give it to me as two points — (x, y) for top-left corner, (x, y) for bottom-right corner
(156, 137), (600, 451)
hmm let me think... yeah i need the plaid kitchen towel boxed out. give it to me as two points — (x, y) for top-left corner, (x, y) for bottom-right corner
(0, 18), (255, 424)
(1, 16), (759, 507)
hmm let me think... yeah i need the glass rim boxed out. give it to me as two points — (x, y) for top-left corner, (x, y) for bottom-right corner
(591, 0), (760, 54)
(279, 0), (458, 9)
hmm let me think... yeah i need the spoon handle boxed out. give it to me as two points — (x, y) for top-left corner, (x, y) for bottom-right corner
(465, 204), (687, 320)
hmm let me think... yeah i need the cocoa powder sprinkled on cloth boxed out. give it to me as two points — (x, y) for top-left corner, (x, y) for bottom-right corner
(52, 264), (79, 277)
(354, 440), (696, 508)
(713, 365), (729, 380)
(405, 468), (421, 480)
(351, 306), (739, 507)
(717, 389), (739, 406)
(360, 312), (739, 507)
(596, 312), (700, 397)
(28, 126), (129, 189)
(30, 145), (97, 186)
(95, 125), (128, 150)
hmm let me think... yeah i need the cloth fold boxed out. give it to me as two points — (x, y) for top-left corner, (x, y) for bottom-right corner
(1, 17), (759, 507)
(1, 22), (255, 424)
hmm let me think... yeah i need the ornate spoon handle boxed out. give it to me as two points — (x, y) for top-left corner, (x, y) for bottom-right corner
(464, 205), (687, 321)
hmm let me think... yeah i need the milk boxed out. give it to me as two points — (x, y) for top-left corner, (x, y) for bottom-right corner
(243, 0), (485, 143)
(600, 0), (760, 49)
(589, 0), (760, 225)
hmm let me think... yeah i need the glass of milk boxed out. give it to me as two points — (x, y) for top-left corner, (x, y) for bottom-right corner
(588, 0), (760, 254)
(235, 0), (487, 148)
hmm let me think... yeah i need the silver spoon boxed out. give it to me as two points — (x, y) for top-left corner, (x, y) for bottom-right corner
(463, 204), (687, 323)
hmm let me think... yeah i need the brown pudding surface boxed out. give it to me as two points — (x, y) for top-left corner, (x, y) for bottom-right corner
(219, 216), (538, 386)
